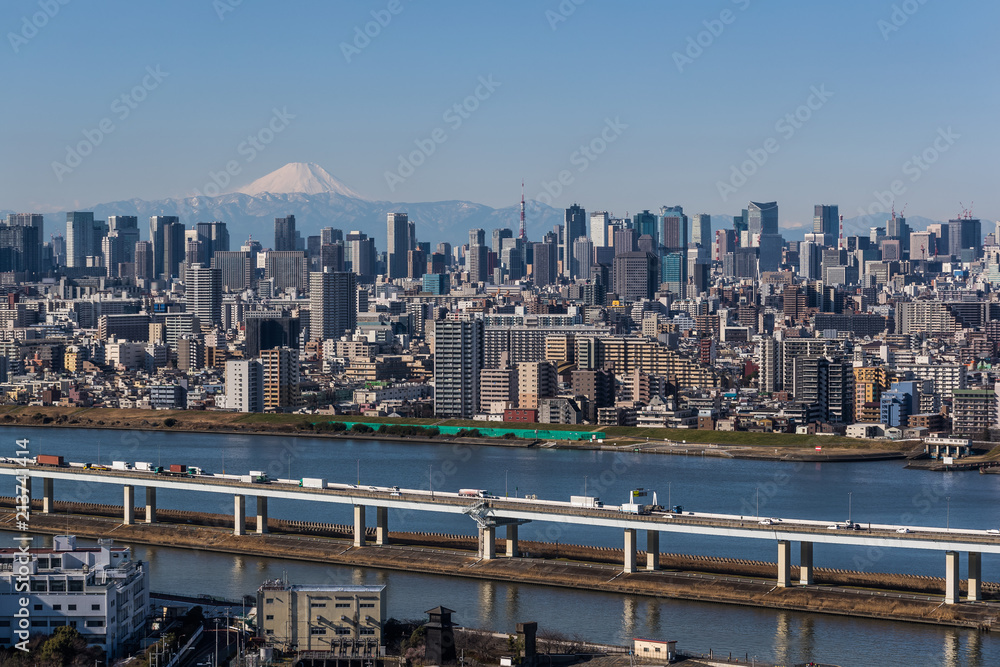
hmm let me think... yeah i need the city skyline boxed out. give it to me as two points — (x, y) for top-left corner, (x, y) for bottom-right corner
(1, 1), (997, 226)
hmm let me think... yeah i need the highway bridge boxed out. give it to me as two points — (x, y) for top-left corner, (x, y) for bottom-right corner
(2, 457), (997, 605)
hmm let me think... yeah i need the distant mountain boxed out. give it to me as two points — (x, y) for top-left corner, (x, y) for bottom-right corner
(233, 162), (368, 199)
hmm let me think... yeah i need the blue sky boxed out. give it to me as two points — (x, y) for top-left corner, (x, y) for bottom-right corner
(3, 0), (997, 229)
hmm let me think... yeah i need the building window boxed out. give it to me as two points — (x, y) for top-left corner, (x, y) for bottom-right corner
(30, 580), (46, 592)
(310, 602), (326, 608)
(33, 604), (42, 611)
(335, 627), (351, 635)
(311, 628), (327, 635)
(335, 603), (351, 608)
(91, 604), (101, 611)
(265, 615), (274, 621)
(85, 620), (105, 628)
(360, 628), (375, 636)
(68, 605), (77, 611)
(69, 581), (84, 592)
(265, 598), (273, 604)
(360, 603), (375, 608)
(52, 604), (61, 610)
(0, 620), (9, 627)
(31, 620), (47, 627)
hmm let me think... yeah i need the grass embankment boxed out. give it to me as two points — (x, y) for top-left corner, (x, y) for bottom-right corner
(0, 404), (903, 452)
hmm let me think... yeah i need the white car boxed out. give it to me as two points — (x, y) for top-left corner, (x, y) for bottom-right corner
(827, 524), (840, 530)
(759, 519), (772, 525)
(987, 529), (999, 535)
(896, 528), (910, 534)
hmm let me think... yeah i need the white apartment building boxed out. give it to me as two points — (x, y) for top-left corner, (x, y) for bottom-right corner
(0, 535), (149, 660)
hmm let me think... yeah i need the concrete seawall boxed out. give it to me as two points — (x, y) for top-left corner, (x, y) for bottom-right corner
(1, 499), (997, 630)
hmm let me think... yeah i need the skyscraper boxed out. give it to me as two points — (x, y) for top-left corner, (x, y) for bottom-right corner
(65, 211), (94, 268)
(261, 346), (301, 411)
(660, 206), (687, 252)
(108, 216), (140, 264)
(186, 263), (222, 327)
(612, 251), (657, 302)
(661, 250), (687, 299)
(572, 237), (593, 280)
(211, 251), (254, 291)
(948, 217), (982, 259)
(813, 205), (839, 242)
(274, 215), (297, 252)
(748, 201), (778, 236)
(691, 214), (712, 249)
(134, 241), (153, 283)
(149, 215), (179, 280)
(387, 212), (410, 280)
(532, 242), (556, 286)
(196, 221), (230, 264)
(492, 228), (513, 255)
(264, 251), (307, 293)
(433, 319), (484, 418)
(563, 203), (586, 278)
(309, 268), (357, 341)
(161, 220), (186, 281)
(6, 214), (44, 271)
(590, 211), (610, 247)
(633, 210), (658, 246)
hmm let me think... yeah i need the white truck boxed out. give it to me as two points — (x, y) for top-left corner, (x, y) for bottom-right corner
(134, 462), (153, 472)
(620, 488), (658, 515)
(111, 461), (131, 471)
(570, 495), (603, 508)
(459, 489), (491, 498)
(301, 477), (326, 489)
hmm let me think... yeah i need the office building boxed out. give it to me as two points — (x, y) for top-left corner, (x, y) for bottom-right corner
(748, 201), (778, 236)
(133, 241), (153, 283)
(572, 237), (593, 280)
(256, 582), (385, 653)
(309, 269), (357, 341)
(692, 213), (712, 249)
(196, 221), (230, 263)
(149, 215), (178, 280)
(813, 205), (839, 242)
(225, 359), (263, 412)
(433, 319), (484, 418)
(563, 203), (586, 278)
(387, 212), (411, 280)
(948, 217), (982, 259)
(633, 210), (658, 246)
(661, 251), (687, 299)
(65, 212), (95, 268)
(590, 211), (610, 247)
(532, 242), (556, 286)
(211, 250), (254, 291)
(245, 312), (301, 357)
(264, 251), (307, 294)
(0, 535), (148, 661)
(660, 206), (687, 251)
(274, 215), (297, 252)
(612, 251), (657, 302)
(106, 216), (139, 263)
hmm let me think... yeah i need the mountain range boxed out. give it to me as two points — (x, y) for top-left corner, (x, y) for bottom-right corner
(1, 162), (957, 249)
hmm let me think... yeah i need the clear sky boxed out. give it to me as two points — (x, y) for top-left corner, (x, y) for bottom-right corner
(3, 0), (997, 230)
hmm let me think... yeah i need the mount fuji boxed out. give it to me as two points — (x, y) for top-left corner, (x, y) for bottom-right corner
(232, 162), (368, 200)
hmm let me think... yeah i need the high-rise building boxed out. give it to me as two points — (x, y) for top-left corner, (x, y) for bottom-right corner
(572, 237), (593, 280)
(261, 346), (301, 411)
(149, 215), (179, 279)
(517, 361), (557, 409)
(387, 212), (410, 279)
(948, 217), (982, 259)
(758, 233), (784, 273)
(613, 227), (638, 255)
(4, 213), (44, 273)
(492, 228), (513, 255)
(245, 312), (301, 356)
(158, 220), (186, 281)
(309, 268), (357, 341)
(433, 319), (484, 418)
(65, 211), (94, 268)
(264, 251), (307, 294)
(633, 210), (658, 246)
(134, 241), (153, 283)
(274, 215), (297, 252)
(225, 359), (263, 412)
(532, 242), (556, 286)
(590, 211), (610, 247)
(748, 201), (778, 236)
(101, 232), (123, 277)
(186, 263), (222, 327)
(909, 231), (936, 261)
(692, 213), (712, 249)
(661, 251), (687, 299)
(659, 206), (687, 251)
(107, 215), (140, 263)
(0, 222), (40, 275)
(813, 205), (839, 242)
(211, 250), (255, 291)
(563, 203), (586, 278)
(196, 221), (230, 264)
(799, 240), (822, 280)
(612, 251), (657, 302)
(467, 243), (489, 282)
(320, 227), (343, 244)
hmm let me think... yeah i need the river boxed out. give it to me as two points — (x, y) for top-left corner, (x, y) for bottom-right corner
(3, 426), (999, 666)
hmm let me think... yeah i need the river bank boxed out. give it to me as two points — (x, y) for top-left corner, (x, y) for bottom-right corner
(3, 498), (997, 631)
(0, 405), (919, 462)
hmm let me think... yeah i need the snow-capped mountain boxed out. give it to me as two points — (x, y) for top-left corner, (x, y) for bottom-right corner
(233, 162), (368, 200)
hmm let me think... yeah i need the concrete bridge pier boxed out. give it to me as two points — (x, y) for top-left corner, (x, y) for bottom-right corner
(968, 552), (981, 602)
(799, 541), (814, 585)
(354, 505), (366, 546)
(234, 495), (246, 536)
(624, 529), (637, 573)
(506, 524), (518, 557)
(945, 550), (959, 604)
(145, 487), (156, 523)
(256, 497), (268, 534)
(376, 507), (388, 545)
(42, 478), (53, 514)
(777, 540), (791, 587)
(479, 525), (496, 559)
(123, 485), (134, 525)
(646, 530), (659, 571)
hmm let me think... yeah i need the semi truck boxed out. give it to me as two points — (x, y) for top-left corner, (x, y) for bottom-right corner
(570, 495), (603, 508)
(620, 488), (659, 515)
(459, 489), (491, 498)
(300, 477), (326, 489)
(36, 454), (64, 466)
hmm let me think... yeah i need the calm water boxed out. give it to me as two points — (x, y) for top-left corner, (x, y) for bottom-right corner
(3, 426), (999, 666)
